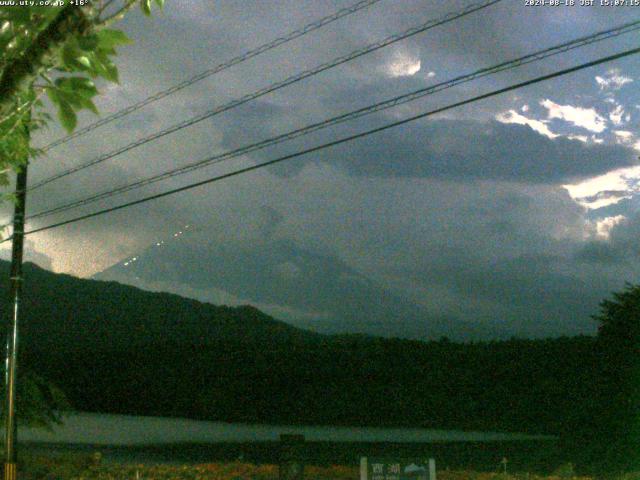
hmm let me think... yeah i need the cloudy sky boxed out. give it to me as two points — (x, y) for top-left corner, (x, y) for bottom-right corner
(3, 0), (640, 341)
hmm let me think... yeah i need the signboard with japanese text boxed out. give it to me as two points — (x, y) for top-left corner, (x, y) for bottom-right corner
(360, 458), (436, 480)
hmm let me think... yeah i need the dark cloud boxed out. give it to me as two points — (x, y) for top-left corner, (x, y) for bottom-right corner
(211, 104), (638, 183)
(336, 121), (637, 182)
(575, 241), (623, 265)
(576, 213), (640, 265)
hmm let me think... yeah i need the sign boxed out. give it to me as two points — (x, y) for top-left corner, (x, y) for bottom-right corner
(360, 458), (436, 480)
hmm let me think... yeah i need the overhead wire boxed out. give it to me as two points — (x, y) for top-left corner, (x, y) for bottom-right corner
(24, 18), (640, 221)
(40, 0), (385, 152)
(6, 45), (639, 243)
(29, 0), (503, 191)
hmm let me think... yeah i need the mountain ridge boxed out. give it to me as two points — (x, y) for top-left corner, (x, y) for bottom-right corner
(2, 260), (322, 351)
(0, 259), (599, 436)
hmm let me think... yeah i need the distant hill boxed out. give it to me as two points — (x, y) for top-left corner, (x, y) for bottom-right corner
(0, 261), (598, 435)
(0, 261), (320, 352)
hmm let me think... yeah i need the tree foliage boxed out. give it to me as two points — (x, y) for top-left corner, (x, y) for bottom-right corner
(0, 0), (163, 188)
(595, 283), (640, 346)
(558, 284), (640, 474)
(591, 284), (640, 472)
(10, 371), (70, 428)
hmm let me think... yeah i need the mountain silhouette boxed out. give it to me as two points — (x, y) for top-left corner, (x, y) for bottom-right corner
(0, 260), (597, 435)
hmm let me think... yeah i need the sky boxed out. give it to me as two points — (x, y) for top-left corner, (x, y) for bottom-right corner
(3, 0), (640, 341)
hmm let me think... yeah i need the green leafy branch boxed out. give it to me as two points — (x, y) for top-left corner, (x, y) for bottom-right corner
(0, 0), (164, 188)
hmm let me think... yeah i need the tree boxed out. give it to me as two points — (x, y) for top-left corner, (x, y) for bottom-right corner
(0, 0), (163, 189)
(0, 0), (163, 427)
(564, 284), (640, 473)
(591, 284), (640, 472)
(13, 371), (69, 428)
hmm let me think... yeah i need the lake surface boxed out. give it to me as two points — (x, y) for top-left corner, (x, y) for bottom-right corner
(18, 412), (554, 446)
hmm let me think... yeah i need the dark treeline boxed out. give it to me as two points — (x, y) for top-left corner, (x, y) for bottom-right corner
(24, 335), (596, 434)
(0, 262), (636, 472)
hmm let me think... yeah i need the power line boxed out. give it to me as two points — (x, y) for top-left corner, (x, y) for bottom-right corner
(40, 0), (384, 152)
(9, 45), (639, 243)
(25, 19), (640, 221)
(29, 0), (503, 191)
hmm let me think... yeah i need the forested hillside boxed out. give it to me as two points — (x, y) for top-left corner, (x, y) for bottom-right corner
(0, 261), (601, 437)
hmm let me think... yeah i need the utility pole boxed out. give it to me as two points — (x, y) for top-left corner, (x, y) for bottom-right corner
(3, 151), (28, 480)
